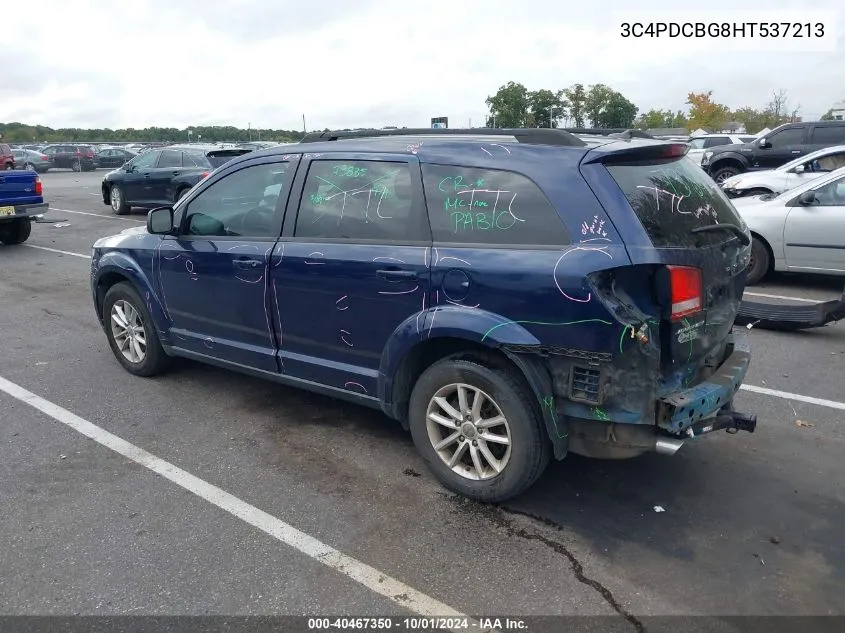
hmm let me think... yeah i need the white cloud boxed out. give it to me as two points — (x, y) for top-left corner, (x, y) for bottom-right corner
(2, 0), (842, 130)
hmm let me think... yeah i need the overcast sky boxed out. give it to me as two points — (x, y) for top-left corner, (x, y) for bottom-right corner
(2, 0), (841, 130)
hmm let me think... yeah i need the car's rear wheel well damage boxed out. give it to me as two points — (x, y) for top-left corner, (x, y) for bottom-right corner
(390, 338), (532, 427)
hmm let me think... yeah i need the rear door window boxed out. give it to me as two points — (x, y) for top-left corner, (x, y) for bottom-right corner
(703, 136), (730, 148)
(810, 125), (845, 145)
(605, 156), (745, 248)
(421, 164), (570, 246)
(295, 159), (429, 242)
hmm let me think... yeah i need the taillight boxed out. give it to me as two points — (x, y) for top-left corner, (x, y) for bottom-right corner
(35, 178), (43, 195)
(668, 265), (702, 320)
(200, 172), (209, 179)
(41, 155), (48, 160)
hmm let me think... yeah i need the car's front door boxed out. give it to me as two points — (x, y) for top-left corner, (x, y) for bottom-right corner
(756, 126), (807, 169)
(784, 173), (845, 273)
(156, 155), (300, 371)
(272, 153), (432, 397)
(122, 150), (160, 203)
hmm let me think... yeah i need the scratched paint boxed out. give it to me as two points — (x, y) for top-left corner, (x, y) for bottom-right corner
(541, 396), (567, 439)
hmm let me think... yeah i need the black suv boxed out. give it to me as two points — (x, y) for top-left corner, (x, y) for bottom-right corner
(702, 121), (845, 183)
(101, 146), (251, 214)
(41, 144), (98, 171)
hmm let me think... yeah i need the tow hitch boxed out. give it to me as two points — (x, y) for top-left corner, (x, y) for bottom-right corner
(686, 410), (757, 438)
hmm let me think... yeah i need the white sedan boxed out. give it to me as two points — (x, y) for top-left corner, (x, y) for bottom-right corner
(722, 145), (845, 198)
(731, 166), (845, 284)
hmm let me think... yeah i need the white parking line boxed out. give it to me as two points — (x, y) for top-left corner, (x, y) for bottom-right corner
(49, 207), (145, 223)
(743, 291), (820, 304)
(23, 245), (91, 259)
(740, 384), (845, 411)
(0, 376), (489, 632)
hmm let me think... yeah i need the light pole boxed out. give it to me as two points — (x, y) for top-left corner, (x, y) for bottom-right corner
(187, 129), (193, 143)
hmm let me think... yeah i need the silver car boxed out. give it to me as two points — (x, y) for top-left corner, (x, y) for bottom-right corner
(731, 166), (845, 284)
(722, 145), (845, 198)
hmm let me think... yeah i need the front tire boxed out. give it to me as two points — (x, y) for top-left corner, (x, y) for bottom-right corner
(0, 218), (32, 245)
(102, 282), (170, 377)
(109, 184), (130, 215)
(746, 237), (771, 285)
(712, 166), (741, 184)
(408, 356), (551, 502)
(24, 162), (36, 171)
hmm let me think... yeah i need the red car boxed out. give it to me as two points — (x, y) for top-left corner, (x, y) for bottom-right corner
(0, 143), (15, 170)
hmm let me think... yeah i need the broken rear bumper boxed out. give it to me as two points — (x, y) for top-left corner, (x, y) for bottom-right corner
(656, 328), (754, 436)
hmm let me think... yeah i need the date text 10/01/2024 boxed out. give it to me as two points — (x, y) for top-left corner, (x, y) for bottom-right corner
(307, 616), (528, 630)
(438, 176), (524, 232)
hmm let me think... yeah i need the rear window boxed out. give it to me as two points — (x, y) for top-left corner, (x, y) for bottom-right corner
(605, 156), (744, 248)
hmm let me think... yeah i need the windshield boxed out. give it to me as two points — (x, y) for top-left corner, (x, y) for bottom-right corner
(606, 155), (746, 247)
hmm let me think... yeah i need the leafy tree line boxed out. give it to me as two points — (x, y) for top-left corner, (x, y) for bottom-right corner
(0, 123), (308, 144)
(485, 82), (808, 134)
(485, 81), (638, 129)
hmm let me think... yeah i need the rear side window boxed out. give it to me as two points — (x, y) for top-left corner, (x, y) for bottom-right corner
(811, 126), (845, 145)
(294, 160), (428, 242)
(606, 156), (745, 248)
(421, 164), (569, 246)
(703, 136), (730, 148)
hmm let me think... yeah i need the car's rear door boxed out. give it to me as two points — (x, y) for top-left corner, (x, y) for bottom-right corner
(271, 152), (431, 397)
(146, 149), (184, 203)
(582, 145), (751, 387)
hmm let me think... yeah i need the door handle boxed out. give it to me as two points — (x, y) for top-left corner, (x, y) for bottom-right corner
(791, 150), (802, 154)
(233, 257), (263, 269)
(377, 268), (418, 280)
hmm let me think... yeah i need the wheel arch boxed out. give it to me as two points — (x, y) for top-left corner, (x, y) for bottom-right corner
(93, 254), (171, 343)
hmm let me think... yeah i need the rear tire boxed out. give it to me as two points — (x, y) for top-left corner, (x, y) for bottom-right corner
(712, 166), (741, 184)
(3, 163), (12, 170)
(102, 282), (170, 377)
(176, 187), (190, 202)
(72, 159), (82, 172)
(0, 218), (32, 245)
(408, 356), (551, 502)
(746, 237), (771, 285)
(24, 162), (36, 171)
(109, 184), (130, 215)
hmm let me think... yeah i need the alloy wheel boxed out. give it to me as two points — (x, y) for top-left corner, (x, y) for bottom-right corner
(425, 383), (512, 481)
(110, 299), (147, 364)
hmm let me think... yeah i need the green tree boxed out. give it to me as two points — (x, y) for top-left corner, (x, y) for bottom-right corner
(485, 81), (530, 128)
(584, 84), (614, 127)
(635, 109), (676, 129)
(686, 91), (730, 132)
(563, 83), (587, 127)
(821, 109), (835, 121)
(528, 89), (567, 128)
(598, 92), (638, 128)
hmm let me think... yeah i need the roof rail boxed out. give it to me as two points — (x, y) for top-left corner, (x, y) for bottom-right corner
(299, 127), (587, 147)
(565, 128), (655, 139)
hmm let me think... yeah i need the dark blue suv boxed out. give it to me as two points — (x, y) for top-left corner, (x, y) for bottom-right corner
(90, 128), (757, 502)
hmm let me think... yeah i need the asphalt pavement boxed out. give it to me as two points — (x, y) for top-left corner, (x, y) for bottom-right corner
(1, 170), (843, 628)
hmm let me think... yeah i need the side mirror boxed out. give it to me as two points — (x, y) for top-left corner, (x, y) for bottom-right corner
(124, 163), (134, 172)
(797, 191), (817, 206)
(758, 138), (771, 149)
(147, 206), (175, 234)
(793, 164), (805, 174)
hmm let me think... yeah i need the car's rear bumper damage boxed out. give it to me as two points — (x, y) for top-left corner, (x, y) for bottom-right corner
(517, 328), (756, 460)
(0, 202), (48, 220)
(735, 288), (845, 331)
